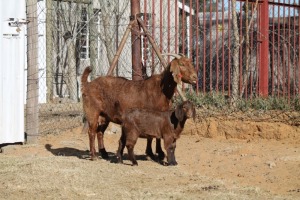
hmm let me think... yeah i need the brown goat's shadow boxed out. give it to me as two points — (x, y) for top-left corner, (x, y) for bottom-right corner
(109, 153), (166, 166)
(45, 144), (90, 159)
(45, 144), (166, 164)
(44, 144), (116, 160)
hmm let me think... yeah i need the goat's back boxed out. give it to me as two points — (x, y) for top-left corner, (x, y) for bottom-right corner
(83, 75), (172, 113)
(122, 109), (172, 138)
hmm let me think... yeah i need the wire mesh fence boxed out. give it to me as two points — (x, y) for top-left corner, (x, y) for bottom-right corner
(25, 0), (300, 135)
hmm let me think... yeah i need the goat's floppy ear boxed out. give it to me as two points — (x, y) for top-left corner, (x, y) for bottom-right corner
(175, 105), (184, 121)
(170, 60), (182, 84)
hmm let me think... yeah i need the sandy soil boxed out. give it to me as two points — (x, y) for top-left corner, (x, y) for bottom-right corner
(0, 112), (300, 199)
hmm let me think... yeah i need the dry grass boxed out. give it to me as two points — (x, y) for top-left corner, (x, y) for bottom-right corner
(0, 155), (291, 200)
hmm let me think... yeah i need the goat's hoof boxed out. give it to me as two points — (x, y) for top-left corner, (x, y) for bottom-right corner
(99, 148), (109, 159)
(157, 152), (165, 160)
(132, 162), (138, 166)
(145, 151), (155, 159)
(168, 162), (178, 166)
(116, 157), (123, 164)
(90, 156), (98, 161)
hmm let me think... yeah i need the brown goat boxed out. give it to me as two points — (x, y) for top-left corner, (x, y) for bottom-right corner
(116, 101), (196, 166)
(81, 55), (197, 160)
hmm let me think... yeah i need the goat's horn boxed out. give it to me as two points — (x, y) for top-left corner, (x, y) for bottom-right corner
(161, 53), (182, 59)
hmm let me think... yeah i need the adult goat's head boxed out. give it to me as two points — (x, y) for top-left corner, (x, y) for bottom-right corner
(163, 53), (198, 85)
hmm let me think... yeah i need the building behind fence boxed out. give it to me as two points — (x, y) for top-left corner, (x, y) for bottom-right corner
(23, 0), (299, 135)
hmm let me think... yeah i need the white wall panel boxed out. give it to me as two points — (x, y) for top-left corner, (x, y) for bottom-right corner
(0, 0), (26, 144)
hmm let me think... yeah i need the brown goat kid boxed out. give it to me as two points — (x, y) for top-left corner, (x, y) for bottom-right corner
(81, 55), (197, 160)
(116, 101), (196, 166)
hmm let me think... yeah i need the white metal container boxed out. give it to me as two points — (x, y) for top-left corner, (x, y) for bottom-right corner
(0, 0), (26, 144)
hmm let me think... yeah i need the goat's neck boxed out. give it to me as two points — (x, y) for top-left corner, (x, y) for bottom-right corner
(170, 112), (187, 138)
(161, 67), (177, 100)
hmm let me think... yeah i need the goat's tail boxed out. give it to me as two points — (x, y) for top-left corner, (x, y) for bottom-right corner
(81, 66), (92, 84)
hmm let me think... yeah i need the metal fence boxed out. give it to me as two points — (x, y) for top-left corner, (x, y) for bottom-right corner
(25, 0), (300, 136)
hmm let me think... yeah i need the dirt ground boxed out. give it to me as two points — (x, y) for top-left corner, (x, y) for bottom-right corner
(1, 110), (300, 199)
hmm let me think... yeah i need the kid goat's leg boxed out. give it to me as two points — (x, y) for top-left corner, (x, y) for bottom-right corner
(164, 137), (177, 166)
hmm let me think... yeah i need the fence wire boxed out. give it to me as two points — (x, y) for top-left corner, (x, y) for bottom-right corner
(26, 0), (300, 134)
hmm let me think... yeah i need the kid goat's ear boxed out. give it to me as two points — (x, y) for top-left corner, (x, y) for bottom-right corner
(175, 104), (184, 121)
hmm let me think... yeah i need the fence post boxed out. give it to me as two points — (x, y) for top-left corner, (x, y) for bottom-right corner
(131, 0), (143, 80)
(46, 0), (53, 102)
(259, 0), (269, 96)
(26, 0), (39, 143)
(88, 1), (97, 80)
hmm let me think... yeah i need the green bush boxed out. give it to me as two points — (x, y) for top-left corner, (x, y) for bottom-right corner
(173, 91), (299, 112)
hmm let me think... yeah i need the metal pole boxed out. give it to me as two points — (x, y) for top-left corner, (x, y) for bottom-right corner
(259, 0), (269, 96)
(131, 0), (143, 80)
(26, 0), (39, 143)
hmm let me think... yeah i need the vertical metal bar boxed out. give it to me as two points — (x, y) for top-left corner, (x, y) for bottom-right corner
(283, 6), (286, 97)
(189, 0), (193, 59)
(182, 0), (186, 55)
(228, 0), (231, 96)
(131, 0), (142, 80)
(175, 0), (178, 54)
(159, 0), (163, 71)
(222, 0), (225, 94)
(293, 0), (297, 98)
(298, 14), (300, 97)
(209, 0), (212, 93)
(245, 0), (248, 100)
(116, 0), (120, 76)
(216, 0), (219, 93)
(250, 3), (254, 99)
(287, 2), (291, 102)
(167, 0), (170, 62)
(196, 0), (199, 93)
(271, 4), (275, 96)
(142, 0), (147, 72)
(203, 0), (206, 93)
(259, 0), (269, 96)
(257, 5), (261, 96)
(151, 0), (155, 74)
(277, 5), (280, 97)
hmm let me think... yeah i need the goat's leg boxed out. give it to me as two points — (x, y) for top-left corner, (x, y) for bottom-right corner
(119, 129), (126, 156)
(155, 138), (165, 160)
(126, 141), (138, 166)
(116, 132), (126, 164)
(96, 122), (109, 159)
(164, 138), (177, 166)
(88, 123), (98, 161)
(126, 136), (138, 165)
(145, 138), (155, 159)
